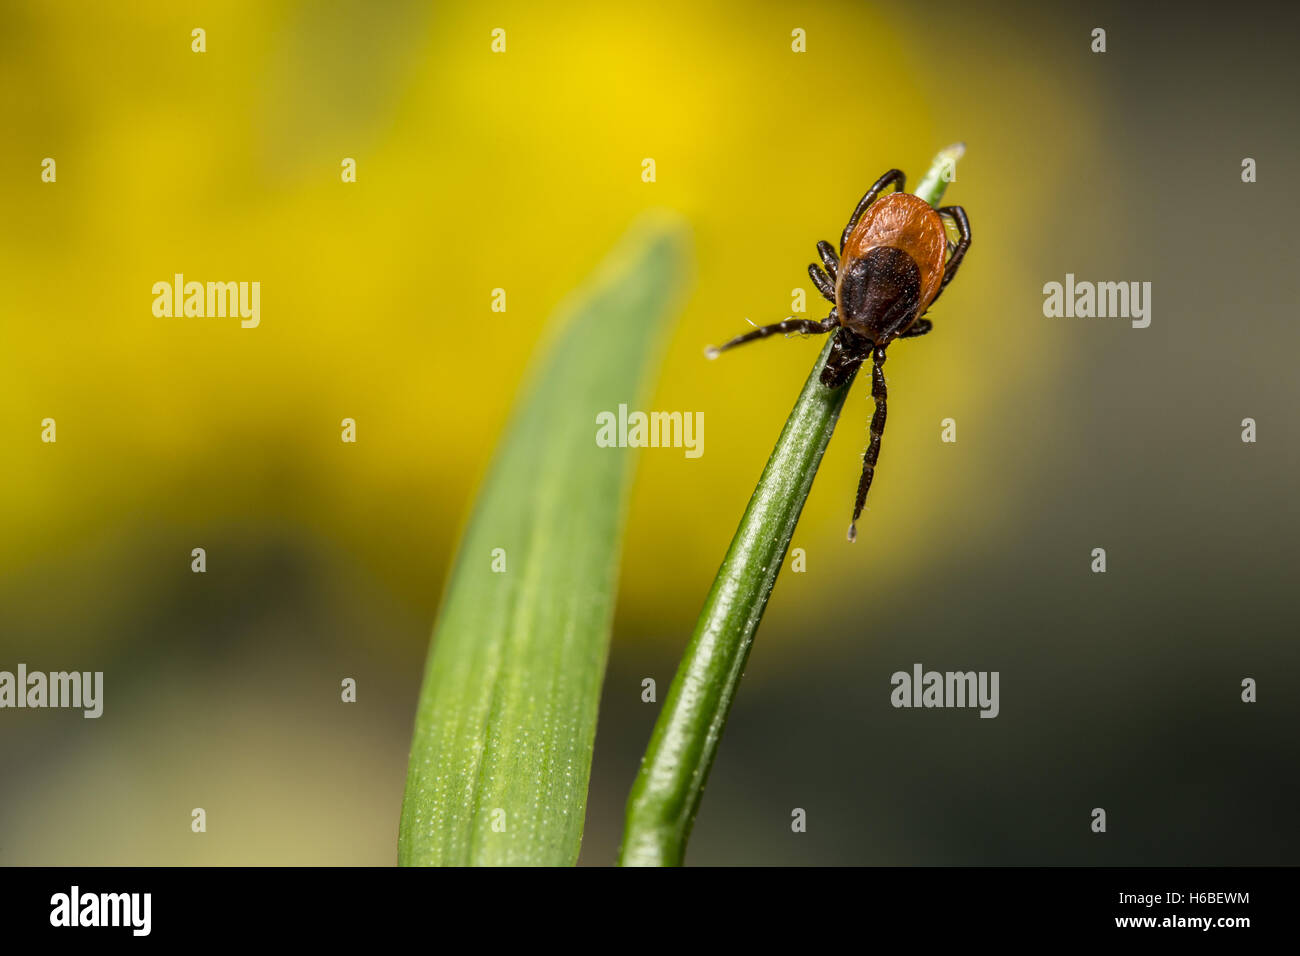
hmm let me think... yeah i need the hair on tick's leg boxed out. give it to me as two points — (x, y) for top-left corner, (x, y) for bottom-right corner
(848, 345), (889, 542)
(706, 313), (837, 359)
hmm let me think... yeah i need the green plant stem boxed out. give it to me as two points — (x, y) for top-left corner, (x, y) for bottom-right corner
(618, 145), (963, 866)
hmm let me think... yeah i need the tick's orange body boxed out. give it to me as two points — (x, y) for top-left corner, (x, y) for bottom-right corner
(837, 191), (949, 333)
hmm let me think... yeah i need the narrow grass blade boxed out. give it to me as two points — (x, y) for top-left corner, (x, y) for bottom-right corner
(401, 214), (691, 866)
(619, 147), (963, 866)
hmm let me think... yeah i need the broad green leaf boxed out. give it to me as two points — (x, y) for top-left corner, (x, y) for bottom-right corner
(400, 213), (691, 866)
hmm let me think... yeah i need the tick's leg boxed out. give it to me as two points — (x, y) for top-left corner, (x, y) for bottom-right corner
(706, 312), (838, 358)
(897, 318), (932, 339)
(840, 169), (905, 253)
(816, 240), (839, 279)
(848, 345), (889, 542)
(933, 205), (971, 293)
(808, 263), (835, 302)
(819, 326), (867, 388)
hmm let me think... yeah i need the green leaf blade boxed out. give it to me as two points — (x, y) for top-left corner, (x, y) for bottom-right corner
(619, 147), (963, 866)
(400, 214), (691, 866)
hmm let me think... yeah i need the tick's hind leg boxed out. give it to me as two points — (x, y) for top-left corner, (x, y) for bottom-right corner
(897, 318), (932, 339)
(808, 263), (835, 302)
(934, 205), (971, 294)
(706, 312), (837, 359)
(848, 345), (889, 542)
(809, 240), (840, 303)
(816, 240), (839, 278)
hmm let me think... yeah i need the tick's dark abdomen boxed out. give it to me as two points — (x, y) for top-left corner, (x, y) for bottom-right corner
(837, 246), (923, 344)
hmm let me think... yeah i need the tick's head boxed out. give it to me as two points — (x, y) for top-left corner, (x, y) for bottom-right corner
(836, 245), (924, 344)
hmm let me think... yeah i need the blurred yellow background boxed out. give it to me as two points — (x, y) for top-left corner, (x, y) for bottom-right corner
(3, 1), (1297, 865)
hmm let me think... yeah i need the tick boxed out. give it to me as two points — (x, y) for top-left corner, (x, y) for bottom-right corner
(706, 168), (971, 541)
